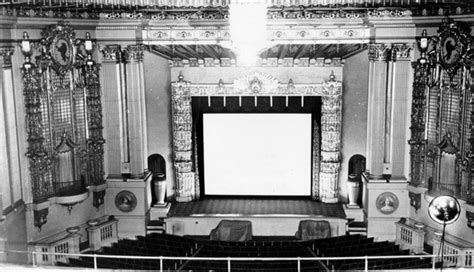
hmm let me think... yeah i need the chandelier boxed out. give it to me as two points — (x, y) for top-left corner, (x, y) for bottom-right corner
(229, 0), (268, 66)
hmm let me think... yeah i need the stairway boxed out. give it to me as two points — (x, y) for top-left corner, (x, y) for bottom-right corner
(347, 220), (367, 236)
(147, 218), (166, 234)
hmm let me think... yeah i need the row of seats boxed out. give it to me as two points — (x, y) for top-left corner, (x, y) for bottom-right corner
(312, 235), (432, 271)
(60, 233), (432, 271)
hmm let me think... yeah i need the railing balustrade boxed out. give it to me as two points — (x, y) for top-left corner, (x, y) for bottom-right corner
(87, 218), (118, 251)
(1, 249), (449, 271)
(395, 218), (425, 254)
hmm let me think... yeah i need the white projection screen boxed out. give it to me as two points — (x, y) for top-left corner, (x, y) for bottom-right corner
(203, 113), (312, 196)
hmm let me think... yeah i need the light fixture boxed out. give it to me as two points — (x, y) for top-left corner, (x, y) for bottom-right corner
(21, 31), (31, 55)
(417, 29), (429, 65)
(23, 57), (34, 72)
(428, 195), (461, 269)
(428, 195), (461, 225)
(84, 32), (96, 69)
(85, 32), (93, 52)
(229, 0), (268, 66)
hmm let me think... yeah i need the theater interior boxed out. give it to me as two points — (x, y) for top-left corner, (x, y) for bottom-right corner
(0, 0), (474, 270)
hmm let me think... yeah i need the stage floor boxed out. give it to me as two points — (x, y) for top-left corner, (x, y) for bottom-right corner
(167, 198), (346, 218)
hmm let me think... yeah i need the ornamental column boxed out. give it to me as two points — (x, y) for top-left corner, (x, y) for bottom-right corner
(390, 44), (413, 178)
(100, 45), (125, 176)
(0, 46), (22, 209)
(171, 75), (196, 202)
(123, 45), (148, 175)
(366, 44), (391, 178)
(319, 75), (342, 203)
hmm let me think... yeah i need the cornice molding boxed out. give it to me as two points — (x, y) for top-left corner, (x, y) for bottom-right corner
(168, 57), (343, 68)
(143, 25), (370, 45)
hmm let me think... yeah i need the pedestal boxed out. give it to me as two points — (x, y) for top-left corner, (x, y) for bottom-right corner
(363, 175), (409, 241)
(105, 173), (152, 239)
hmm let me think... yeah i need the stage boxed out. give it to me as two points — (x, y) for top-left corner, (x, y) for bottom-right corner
(156, 198), (348, 237)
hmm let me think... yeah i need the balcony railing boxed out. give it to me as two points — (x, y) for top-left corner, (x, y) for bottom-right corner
(54, 179), (87, 197)
(0, 250), (443, 271)
(427, 181), (469, 200)
(33, 179), (88, 204)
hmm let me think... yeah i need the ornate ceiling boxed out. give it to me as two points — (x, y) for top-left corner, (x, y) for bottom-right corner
(2, 0), (472, 61)
(1, 0), (473, 19)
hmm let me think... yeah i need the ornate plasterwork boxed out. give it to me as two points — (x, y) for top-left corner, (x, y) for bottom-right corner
(0, 46), (14, 68)
(368, 43), (391, 61)
(392, 43), (413, 61)
(100, 45), (122, 63)
(171, 72), (342, 203)
(123, 44), (146, 62)
(233, 71), (279, 94)
(169, 57), (344, 68)
(144, 25), (370, 45)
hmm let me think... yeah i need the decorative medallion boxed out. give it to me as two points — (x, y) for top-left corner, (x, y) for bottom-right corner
(436, 18), (472, 78)
(440, 34), (462, 66)
(114, 190), (137, 213)
(51, 36), (73, 68)
(376, 192), (399, 214)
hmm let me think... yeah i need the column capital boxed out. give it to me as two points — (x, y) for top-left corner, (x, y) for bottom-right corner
(123, 44), (146, 62)
(0, 46), (14, 68)
(392, 43), (413, 62)
(368, 43), (391, 62)
(100, 45), (122, 63)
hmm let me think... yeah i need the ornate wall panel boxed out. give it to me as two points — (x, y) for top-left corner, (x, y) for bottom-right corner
(409, 19), (473, 203)
(21, 22), (104, 205)
(171, 71), (342, 202)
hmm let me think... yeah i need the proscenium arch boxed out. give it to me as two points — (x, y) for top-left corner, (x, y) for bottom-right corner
(171, 71), (342, 203)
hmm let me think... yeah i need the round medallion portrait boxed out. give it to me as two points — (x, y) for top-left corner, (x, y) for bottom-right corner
(376, 192), (399, 215)
(440, 36), (462, 66)
(52, 37), (72, 67)
(114, 190), (137, 213)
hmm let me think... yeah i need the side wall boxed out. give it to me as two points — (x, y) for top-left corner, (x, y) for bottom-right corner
(143, 53), (173, 198)
(340, 51), (369, 202)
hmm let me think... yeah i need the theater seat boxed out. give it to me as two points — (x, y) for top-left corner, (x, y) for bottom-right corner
(295, 220), (331, 240)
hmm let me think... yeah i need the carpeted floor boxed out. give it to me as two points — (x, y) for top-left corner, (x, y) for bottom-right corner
(168, 198), (346, 218)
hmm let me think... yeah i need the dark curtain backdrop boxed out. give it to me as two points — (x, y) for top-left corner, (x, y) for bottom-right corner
(192, 96), (322, 198)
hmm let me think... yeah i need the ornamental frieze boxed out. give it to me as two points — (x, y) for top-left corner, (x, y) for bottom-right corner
(144, 26), (369, 44)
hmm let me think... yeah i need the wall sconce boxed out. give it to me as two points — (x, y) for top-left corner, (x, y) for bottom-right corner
(417, 29), (429, 65)
(84, 32), (93, 53)
(34, 208), (48, 232)
(22, 56), (34, 71)
(20, 32), (36, 73)
(409, 192), (422, 212)
(21, 31), (31, 56)
(84, 32), (96, 69)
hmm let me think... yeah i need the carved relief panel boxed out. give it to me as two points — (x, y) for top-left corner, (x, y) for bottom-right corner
(171, 71), (342, 203)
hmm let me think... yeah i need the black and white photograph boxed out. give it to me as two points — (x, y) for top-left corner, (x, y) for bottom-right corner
(0, 0), (473, 271)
